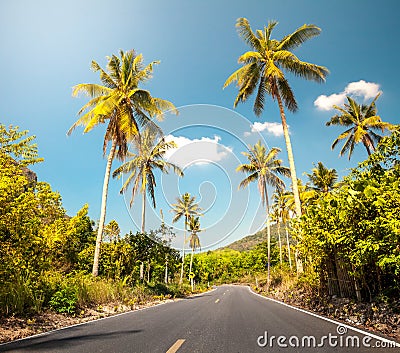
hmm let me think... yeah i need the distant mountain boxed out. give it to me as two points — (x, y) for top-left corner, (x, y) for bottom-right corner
(222, 223), (281, 252)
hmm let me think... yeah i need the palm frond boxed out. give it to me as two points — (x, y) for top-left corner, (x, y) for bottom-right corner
(238, 172), (258, 190)
(278, 24), (322, 50)
(277, 77), (298, 112)
(72, 83), (112, 98)
(91, 61), (117, 89)
(235, 18), (262, 52)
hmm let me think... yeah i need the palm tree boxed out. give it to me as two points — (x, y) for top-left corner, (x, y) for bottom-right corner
(187, 215), (202, 291)
(113, 126), (183, 232)
(272, 189), (293, 268)
(237, 141), (289, 288)
(68, 50), (177, 276)
(326, 94), (393, 159)
(306, 162), (338, 194)
(171, 193), (202, 284)
(224, 18), (329, 218)
(270, 207), (283, 266)
(285, 179), (316, 215)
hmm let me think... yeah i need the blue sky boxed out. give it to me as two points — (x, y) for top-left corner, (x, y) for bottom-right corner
(1, 0), (399, 250)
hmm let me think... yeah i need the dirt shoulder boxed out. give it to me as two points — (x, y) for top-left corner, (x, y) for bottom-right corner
(0, 299), (176, 344)
(250, 285), (400, 343)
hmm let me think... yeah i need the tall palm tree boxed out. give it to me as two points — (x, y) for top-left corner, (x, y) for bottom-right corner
(171, 193), (202, 284)
(113, 126), (183, 232)
(237, 141), (289, 287)
(187, 215), (202, 291)
(224, 18), (329, 218)
(306, 161), (338, 194)
(68, 50), (177, 276)
(326, 94), (393, 159)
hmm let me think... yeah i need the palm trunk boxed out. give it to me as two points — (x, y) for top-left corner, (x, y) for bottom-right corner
(189, 247), (194, 291)
(277, 222), (283, 266)
(140, 261), (144, 280)
(266, 216), (271, 291)
(276, 93), (302, 218)
(264, 183), (271, 290)
(276, 93), (303, 274)
(179, 216), (187, 285)
(164, 256), (168, 284)
(285, 227), (292, 270)
(92, 140), (117, 277)
(363, 136), (375, 156)
(141, 191), (146, 232)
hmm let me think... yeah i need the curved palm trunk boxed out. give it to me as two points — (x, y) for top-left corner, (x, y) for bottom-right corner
(92, 140), (117, 277)
(179, 216), (187, 285)
(276, 93), (303, 274)
(276, 94), (302, 218)
(141, 191), (146, 232)
(285, 227), (293, 270)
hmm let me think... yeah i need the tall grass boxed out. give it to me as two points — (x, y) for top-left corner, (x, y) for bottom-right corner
(0, 270), (194, 317)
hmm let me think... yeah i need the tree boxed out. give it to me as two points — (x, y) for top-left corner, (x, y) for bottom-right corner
(236, 141), (289, 287)
(270, 207), (283, 266)
(113, 126), (183, 232)
(224, 18), (328, 218)
(159, 209), (176, 284)
(104, 220), (120, 242)
(285, 179), (316, 214)
(306, 162), (338, 194)
(187, 215), (202, 290)
(295, 129), (400, 300)
(272, 190), (291, 269)
(171, 193), (202, 284)
(326, 94), (393, 159)
(68, 50), (177, 276)
(0, 124), (43, 166)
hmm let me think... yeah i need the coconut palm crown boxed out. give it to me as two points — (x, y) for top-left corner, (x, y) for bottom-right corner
(306, 162), (338, 193)
(113, 126), (183, 232)
(224, 17), (329, 217)
(326, 94), (393, 159)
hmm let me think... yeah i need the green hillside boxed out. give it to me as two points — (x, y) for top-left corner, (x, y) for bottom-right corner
(222, 223), (282, 252)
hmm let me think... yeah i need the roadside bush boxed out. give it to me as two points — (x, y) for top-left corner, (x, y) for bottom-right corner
(49, 288), (78, 314)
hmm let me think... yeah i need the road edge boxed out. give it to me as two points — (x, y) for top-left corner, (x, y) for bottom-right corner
(247, 285), (400, 348)
(0, 287), (217, 348)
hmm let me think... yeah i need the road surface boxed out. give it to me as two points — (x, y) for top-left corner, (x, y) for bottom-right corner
(1, 285), (398, 352)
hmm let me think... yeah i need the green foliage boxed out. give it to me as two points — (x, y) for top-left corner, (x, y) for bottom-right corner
(295, 129), (400, 299)
(49, 288), (78, 314)
(222, 224), (282, 252)
(0, 124), (43, 166)
(189, 241), (280, 284)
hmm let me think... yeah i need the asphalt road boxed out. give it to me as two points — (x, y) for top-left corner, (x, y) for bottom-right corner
(1, 285), (398, 353)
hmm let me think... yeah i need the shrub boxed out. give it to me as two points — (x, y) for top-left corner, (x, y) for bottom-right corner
(49, 288), (78, 314)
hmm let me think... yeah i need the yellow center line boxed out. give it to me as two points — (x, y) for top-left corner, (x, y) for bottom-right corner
(215, 298), (220, 303)
(166, 339), (185, 353)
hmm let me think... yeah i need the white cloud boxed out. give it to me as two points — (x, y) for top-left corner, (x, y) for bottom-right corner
(314, 80), (382, 111)
(247, 121), (284, 137)
(314, 93), (346, 111)
(164, 135), (233, 167)
(344, 80), (381, 99)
